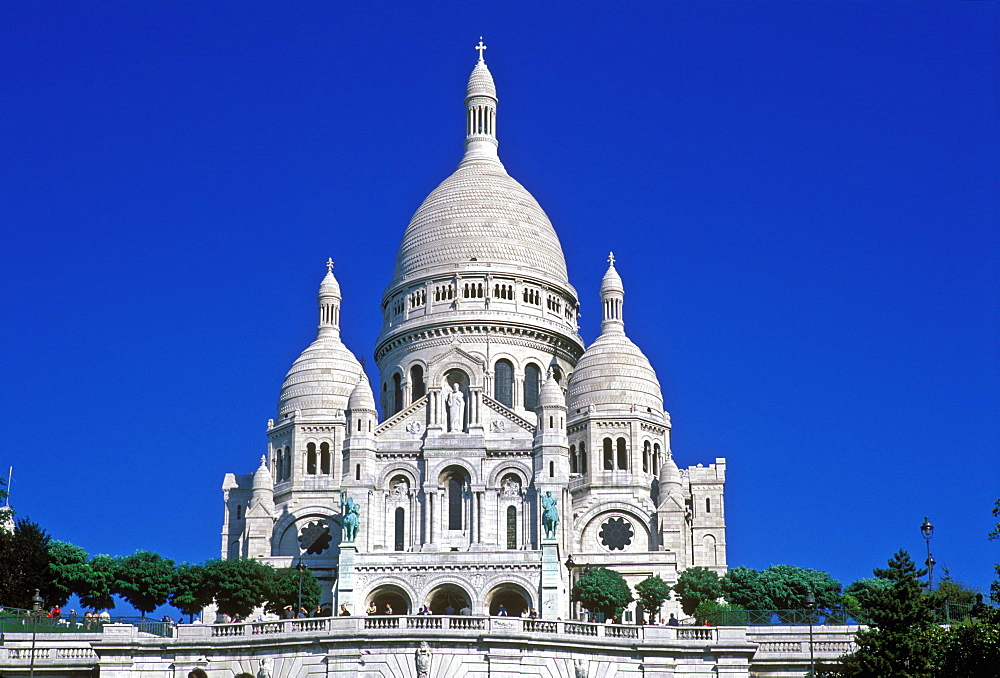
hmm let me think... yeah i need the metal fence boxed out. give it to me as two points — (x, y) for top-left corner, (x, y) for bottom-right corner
(699, 604), (976, 627)
(0, 608), (175, 637)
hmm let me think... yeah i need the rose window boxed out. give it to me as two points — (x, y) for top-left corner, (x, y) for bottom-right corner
(299, 520), (332, 555)
(598, 517), (634, 551)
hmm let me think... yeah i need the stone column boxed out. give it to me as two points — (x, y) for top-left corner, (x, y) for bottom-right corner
(540, 541), (560, 619)
(336, 544), (358, 616)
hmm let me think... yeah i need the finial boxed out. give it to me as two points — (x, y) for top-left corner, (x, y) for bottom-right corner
(326, 258), (334, 274)
(475, 37), (487, 62)
(260, 455), (267, 468)
(608, 252), (615, 267)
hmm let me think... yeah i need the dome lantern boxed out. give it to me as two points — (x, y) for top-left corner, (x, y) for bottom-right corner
(463, 38), (499, 162)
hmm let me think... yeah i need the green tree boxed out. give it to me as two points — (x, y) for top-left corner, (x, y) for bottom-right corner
(203, 558), (272, 618)
(0, 518), (52, 609)
(932, 607), (1000, 676)
(835, 550), (936, 678)
(78, 554), (118, 611)
(843, 577), (893, 624)
(693, 599), (748, 625)
(0, 477), (12, 534)
(41, 540), (90, 607)
(263, 566), (321, 615)
(926, 569), (977, 621)
(116, 551), (177, 617)
(722, 564), (841, 622)
(572, 567), (633, 620)
(635, 575), (672, 621)
(171, 563), (214, 622)
(673, 566), (723, 616)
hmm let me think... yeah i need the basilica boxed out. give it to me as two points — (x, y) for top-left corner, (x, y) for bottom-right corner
(220, 44), (727, 622)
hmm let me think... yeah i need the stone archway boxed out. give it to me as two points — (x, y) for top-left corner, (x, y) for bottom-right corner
(484, 583), (532, 617)
(368, 584), (411, 616)
(426, 583), (472, 615)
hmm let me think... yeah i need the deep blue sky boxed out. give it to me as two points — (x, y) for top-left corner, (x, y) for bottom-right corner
(3, 1), (997, 610)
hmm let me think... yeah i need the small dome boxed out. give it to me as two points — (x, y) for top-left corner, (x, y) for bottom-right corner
(567, 332), (664, 414)
(658, 455), (682, 488)
(277, 336), (363, 419)
(538, 372), (565, 409)
(466, 60), (497, 100)
(319, 264), (340, 298)
(600, 261), (624, 295)
(347, 372), (376, 413)
(252, 456), (273, 492)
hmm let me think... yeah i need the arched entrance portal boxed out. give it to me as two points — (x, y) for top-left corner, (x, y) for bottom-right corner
(484, 583), (532, 617)
(368, 584), (411, 616)
(426, 583), (472, 615)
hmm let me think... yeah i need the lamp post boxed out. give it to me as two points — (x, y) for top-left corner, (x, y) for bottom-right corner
(803, 589), (816, 678)
(920, 516), (935, 591)
(564, 555), (576, 620)
(29, 588), (44, 678)
(296, 559), (308, 616)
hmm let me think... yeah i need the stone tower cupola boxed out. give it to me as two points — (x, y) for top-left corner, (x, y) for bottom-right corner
(463, 38), (499, 162)
(318, 257), (342, 338)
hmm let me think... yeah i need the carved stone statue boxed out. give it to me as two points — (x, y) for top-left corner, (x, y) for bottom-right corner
(415, 641), (431, 677)
(341, 493), (360, 543)
(257, 657), (273, 678)
(446, 383), (465, 433)
(541, 490), (560, 539)
(574, 658), (587, 678)
(501, 477), (521, 498)
(391, 479), (409, 501)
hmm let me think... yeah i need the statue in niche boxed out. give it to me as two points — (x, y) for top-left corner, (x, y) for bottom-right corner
(574, 658), (587, 678)
(446, 383), (465, 433)
(501, 477), (521, 498)
(391, 479), (409, 501)
(257, 657), (273, 678)
(541, 491), (560, 539)
(415, 641), (431, 678)
(341, 492), (360, 542)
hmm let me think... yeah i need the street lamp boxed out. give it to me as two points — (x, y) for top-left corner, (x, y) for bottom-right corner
(920, 516), (935, 591)
(803, 589), (816, 678)
(564, 555), (576, 619)
(296, 559), (308, 616)
(29, 588), (44, 678)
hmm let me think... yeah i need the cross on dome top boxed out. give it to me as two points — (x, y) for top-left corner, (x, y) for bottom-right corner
(475, 37), (487, 62)
(608, 252), (616, 266)
(326, 258), (334, 273)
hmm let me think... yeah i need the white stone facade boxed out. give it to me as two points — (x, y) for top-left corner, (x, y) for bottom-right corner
(221, 46), (728, 622)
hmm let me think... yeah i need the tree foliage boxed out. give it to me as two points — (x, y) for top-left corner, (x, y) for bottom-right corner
(116, 551), (177, 617)
(78, 554), (119, 611)
(203, 558), (272, 618)
(572, 567), (633, 619)
(41, 540), (90, 607)
(171, 563), (214, 622)
(635, 575), (672, 620)
(721, 564), (842, 621)
(0, 518), (52, 608)
(673, 566), (723, 616)
(989, 498), (1000, 604)
(263, 567), (321, 615)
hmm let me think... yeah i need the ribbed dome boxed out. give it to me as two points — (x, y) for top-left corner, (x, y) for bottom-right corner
(601, 262), (624, 294)
(347, 372), (376, 412)
(319, 266), (340, 297)
(567, 332), (664, 414)
(252, 456), (273, 492)
(658, 455), (682, 488)
(277, 336), (363, 419)
(391, 160), (570, 285)
(466, 60), (496, 99)
(539, 373), (565, 409)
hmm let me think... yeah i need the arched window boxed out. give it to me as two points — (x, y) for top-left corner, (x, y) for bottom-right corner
(523, 363), (541, 411)
(355, 464), (361, 481)
(448, 475), (464, 530)
(410, 365), (425, 402)
(580, 442), (587, 473)
(617, 438), (628, 470)
(506, 505), (517, 549)
(494, 360), (514, 407)
(704, 534), (718, 566)
(392, 373), (402, 416)
(283, 446), (291, 481)
(706, 497), (712, 514)
(653, 443), (660, 475)
(570, 445), (578, 474)
(603, 438), (613, 470)
(307, 443), (317, 475)
(274, 449), (283, 481)
(235, 505), (243, 520)
(394, 507), (405, 551)
(320, 442), (331, 475)
(643, 441), (650, 474)
(549, 460), (554, 478)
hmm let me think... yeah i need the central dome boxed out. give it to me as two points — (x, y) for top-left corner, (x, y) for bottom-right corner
(391, 159), (570, 286)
